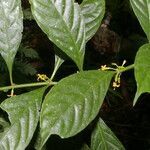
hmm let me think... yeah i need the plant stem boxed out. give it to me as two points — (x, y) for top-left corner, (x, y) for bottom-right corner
(119, 64), (134, 73)
(9, 73), (13, 86)
(8, 66), (13, 86)
(0, 64), (134, 92)
(0, 81), (57, 91)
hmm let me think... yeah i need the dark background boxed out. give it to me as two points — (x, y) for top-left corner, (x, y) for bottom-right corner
(0, 0), (150, 149)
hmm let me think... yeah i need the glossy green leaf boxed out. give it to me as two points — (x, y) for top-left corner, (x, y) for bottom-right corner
(0, 0), (23, 82)
(133, 43), (150, 105)
(39, 70), (114, 148)
(29, 0), (85, 70)
(0, 87), (45, 150)
(91, 119), (125, 150)
(130, 0), (150, 41)
(81, 0), (105, 42)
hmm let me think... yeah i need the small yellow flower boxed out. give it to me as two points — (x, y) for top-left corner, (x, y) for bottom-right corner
(100, 60), (127, 90)
(101, 65), (110, 71)
(37, 74), (49, 81)
(7, 89), (16, 97)
(111, 63), (119, 67)
(112, 81), (120, 90)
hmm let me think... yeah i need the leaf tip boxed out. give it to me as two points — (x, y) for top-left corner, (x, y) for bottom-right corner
(133, 92), (141, 106)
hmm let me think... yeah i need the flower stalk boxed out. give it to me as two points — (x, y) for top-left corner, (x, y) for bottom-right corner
(100, 61), (134, 89)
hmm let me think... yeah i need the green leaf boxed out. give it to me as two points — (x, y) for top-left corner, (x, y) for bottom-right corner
(0, 0), (23, 82)
(133, 43), (150, 105)
(39, 70), (114, 148)
(0, 87), (45, 150)
(81, 0), (105, 42)
(91, 119), (125, 150)
(130, 0), (150, 41)
(29, 0), (85, 70)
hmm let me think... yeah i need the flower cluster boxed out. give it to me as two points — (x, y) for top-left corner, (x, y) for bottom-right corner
(100, 60), (126, 90)
(37, 74), (49, 81)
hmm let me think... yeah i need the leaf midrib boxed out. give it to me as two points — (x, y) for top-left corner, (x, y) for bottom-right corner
(97, 122), (108, 150)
